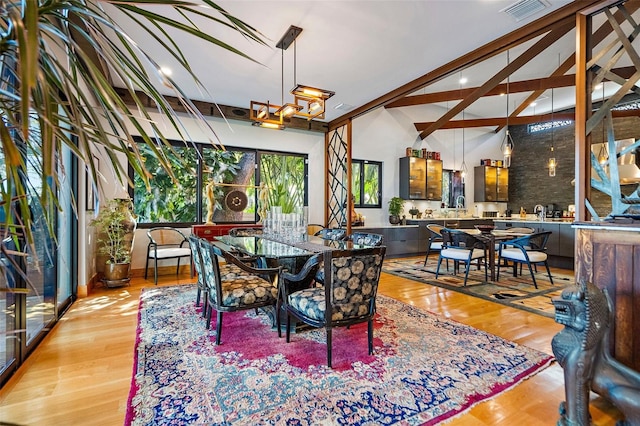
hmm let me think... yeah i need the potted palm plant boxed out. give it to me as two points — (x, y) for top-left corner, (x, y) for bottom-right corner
(0, 1), (265, 289)
(91, 199), (137, 285)
(388, 197), (405, 225)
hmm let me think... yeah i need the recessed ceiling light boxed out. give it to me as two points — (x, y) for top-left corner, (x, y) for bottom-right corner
(160, 66), (172, 76)
(459, 77), (468, 85)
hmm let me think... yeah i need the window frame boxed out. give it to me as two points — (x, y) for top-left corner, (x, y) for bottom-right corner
(352, 159), (382, 208)
(128, 138), (309, 228)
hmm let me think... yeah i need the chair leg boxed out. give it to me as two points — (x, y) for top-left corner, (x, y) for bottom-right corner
(144, 257), (149, 279)
(463, 260), (471, 286)
(154, 256), (159, 285)
(526, 262), (538, 289)
(205, 305), (212, 329)
(285, 313), (292, 343)
(326, 327), (333, 368)
(435, 255), (443, 278)
(423, 245), (431, 266)
(215, 311), (223, 345)
(276, 300), (282, 338)
(176, 258), (181, 276)
(544, 262), (554, 285)
(196, 288), (201, 306)
(368, 319), (374, 355)
(202, 294), (208, 318)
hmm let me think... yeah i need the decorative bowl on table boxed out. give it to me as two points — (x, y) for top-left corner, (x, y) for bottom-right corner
(475, 224), (495, 234)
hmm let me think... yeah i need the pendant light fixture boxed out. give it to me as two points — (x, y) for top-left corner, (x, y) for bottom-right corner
(250, 25), (334, 128)
(597, 83), (609, 166)
(501, 50), (515, 168)
(461, 109), (468, 183)
(548, 87), (556, 177)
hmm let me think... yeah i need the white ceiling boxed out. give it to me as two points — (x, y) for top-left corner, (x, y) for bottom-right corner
(110, 0), (624, 124)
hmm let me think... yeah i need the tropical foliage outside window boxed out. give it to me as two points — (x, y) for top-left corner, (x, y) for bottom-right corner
(131, 140), (307, 225)
(352, 159), (382, 208)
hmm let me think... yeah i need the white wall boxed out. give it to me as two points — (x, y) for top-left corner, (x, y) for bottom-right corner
(88, 103), (511, 281)
(352, 103), (507, 226)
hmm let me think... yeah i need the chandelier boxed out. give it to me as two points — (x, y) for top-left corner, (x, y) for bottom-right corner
(251, 25), (335, 129)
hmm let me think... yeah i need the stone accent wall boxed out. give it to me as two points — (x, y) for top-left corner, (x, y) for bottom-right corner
(507, 115), (640, 218)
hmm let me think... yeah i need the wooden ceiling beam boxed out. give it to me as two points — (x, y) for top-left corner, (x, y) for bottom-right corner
(328, 0), (607, 131)
(417, 19), (574, 140)
(413, 108), (640, 132)
(114, 88), (328, 133)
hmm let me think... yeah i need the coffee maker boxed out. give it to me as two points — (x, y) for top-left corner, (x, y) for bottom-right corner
(547, 203), (561, 218)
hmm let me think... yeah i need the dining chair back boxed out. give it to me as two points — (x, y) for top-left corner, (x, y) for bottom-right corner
(145, 227), (192, 285)
(188, 235), (208, 316)
(423, 224), (444, 266)
(198, 239), (280, 344)
(282, 246), (386, 367)
(496, 231), (553, 288)
(314, 228), (347, 241)
(436, 228), (487, 285)
(348, 232), (384, 246)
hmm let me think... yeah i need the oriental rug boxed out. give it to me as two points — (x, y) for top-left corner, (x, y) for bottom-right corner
(125, 284), (553, 425)
(382, 256), (574, 318)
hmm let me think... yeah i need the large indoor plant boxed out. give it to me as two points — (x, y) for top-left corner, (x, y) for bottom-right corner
(0, 1), (264, 287)
(388, 197), (405, 225)
(91, 199), (136, 283)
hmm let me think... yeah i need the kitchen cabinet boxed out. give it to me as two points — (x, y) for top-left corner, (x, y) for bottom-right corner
(399, 157), (442, 200)
(474, 166), (508, 202)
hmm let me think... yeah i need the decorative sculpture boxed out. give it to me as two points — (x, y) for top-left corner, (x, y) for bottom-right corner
(551, 280), (640, 425)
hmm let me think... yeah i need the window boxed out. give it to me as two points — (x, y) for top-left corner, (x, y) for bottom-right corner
(352, 159), (382, 208)
(130, 138), (308, 226)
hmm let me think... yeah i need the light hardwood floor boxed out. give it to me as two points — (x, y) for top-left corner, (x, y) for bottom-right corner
(0, 259), (621, 425)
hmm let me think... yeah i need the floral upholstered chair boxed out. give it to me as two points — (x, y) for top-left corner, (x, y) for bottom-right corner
(188, 235), (208, 316)
(314, 228), (347, 241)
(198, 239), (280, 345)
(282, 246), (386, 367)
(348, 232), (384, 247)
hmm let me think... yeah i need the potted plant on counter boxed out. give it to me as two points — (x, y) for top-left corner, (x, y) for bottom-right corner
(388, 197), (405, 225)
(91, 199), (137, 286)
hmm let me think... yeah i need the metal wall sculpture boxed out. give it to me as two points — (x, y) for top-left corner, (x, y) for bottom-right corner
(551, 280), (640, 425)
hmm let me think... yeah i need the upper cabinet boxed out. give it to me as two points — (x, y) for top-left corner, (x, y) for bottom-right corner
(399, 157), (442, 200)
(474, 166), (508, 202)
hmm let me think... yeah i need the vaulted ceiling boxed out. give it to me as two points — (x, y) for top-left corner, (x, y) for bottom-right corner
(108, 1), (640, 136)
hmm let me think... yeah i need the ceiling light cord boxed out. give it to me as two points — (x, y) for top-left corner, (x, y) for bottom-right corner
(501, 50), (514, 168)
(548, 86), (556, 177)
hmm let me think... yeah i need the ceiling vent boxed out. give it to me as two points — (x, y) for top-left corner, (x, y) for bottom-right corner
(500, 0), (550, 22)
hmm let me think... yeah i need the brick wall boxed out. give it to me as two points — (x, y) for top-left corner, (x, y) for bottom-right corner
(507, 115), (640, 217)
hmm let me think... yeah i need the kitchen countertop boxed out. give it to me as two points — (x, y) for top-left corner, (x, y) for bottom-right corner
(494, 218), (575, 225)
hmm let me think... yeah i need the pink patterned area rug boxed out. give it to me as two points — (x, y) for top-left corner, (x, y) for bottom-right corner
(125, 285), (554, 425)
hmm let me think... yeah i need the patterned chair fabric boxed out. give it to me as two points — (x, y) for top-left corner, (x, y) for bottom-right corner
(283, 246), (386, 367)
(496, 231), (553, 289)
(198, 238), (280, 344)
(314, 228), (348, 241)
(435, 229), (487, 286)
(145, 227), (193, 285)
(188, 235), (208, 316)
(348, 232), (384, 247)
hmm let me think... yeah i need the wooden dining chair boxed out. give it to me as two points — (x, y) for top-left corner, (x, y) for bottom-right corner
(282, 246), (386, 367)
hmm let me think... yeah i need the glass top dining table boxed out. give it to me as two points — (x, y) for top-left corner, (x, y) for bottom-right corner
(214, 234), (376, 272)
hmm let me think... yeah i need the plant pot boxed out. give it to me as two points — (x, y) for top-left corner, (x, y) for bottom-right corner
(389, 215), (401, 225)
(103, 262), (131, 281)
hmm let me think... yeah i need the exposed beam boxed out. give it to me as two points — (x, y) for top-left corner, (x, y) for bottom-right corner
(413, 108), (640, 131)
(328, 0), (607, 131)
(418, 19), (574, 140)
(114, 88), (328, 133)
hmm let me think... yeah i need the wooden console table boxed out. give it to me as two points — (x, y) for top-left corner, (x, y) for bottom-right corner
(192, 224), (261, 241)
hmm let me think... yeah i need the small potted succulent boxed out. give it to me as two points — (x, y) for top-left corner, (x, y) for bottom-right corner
(388, 197), (405, 225)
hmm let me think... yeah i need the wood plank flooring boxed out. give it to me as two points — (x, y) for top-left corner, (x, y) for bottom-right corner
(0, 260), (622, 425)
